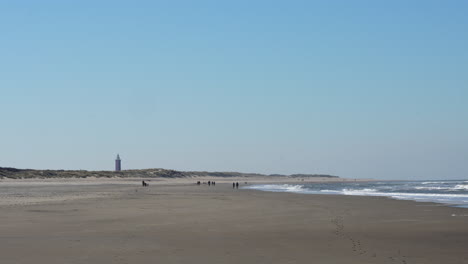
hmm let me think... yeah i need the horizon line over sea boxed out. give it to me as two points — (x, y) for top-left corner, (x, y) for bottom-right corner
(243, 180), (468, 208)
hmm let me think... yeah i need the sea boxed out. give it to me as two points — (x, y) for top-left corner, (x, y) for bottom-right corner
(244, 180), (468, 208)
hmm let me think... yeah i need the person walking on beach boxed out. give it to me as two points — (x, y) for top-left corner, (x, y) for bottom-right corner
(233, 182), (235, 189)
(236, 182), (239, 189)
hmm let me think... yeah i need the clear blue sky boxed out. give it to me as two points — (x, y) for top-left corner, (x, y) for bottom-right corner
(1, 0), (467, 180)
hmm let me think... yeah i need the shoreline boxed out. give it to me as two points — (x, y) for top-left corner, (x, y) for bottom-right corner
(1, 177), (466, 209)
(244, 180), (468, 209)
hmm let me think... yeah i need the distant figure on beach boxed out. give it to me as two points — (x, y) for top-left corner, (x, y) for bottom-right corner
(236, 182), (239, 189)
(233, 182), (235, 189)
(142, 181), (148, 187)
(213, 181), (215, 186)
(208, 181), (211, 186)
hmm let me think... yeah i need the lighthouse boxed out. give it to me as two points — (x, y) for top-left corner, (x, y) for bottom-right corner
(115, 154), (121, 171)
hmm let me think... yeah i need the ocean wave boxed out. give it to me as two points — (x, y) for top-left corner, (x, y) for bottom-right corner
(416, 185), (468, 191)
(421, 181), (454, 185)
(322, 189), (468, 205)
(244, 184), (305, 193)
(371, 190), (451, 198)
(351, 188), (377, 192)
(244, 183), (468, 207)
(415, 186), (451, 190)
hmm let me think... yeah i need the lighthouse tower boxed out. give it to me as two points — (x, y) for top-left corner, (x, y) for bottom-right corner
(115, 154), (121, 171)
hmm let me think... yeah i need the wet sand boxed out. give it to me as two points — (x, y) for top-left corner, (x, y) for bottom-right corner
(0, 180), (467, 264)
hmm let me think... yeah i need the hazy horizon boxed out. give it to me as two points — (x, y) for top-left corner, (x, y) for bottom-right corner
(1, 1), (467, 180)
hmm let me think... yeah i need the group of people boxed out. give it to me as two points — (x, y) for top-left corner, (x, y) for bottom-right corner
(195, 181), (243, 189)
(197, 181), (216, 186)
(140, 180), (246, 189)
(142, 180), (245, 188)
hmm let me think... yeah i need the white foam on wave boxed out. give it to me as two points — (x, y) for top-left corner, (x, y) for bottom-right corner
(326, 188), (468, 205)
(337, 188), (468, 198)
(416, 184), (468, 191)
(244, 184), (307, 193)
(319, 189), (342, 194)
(245, 184), (468, 206)
(421, 181), (454, 185)
(415, 186), (451, 190)
(320, 188), (378, 194)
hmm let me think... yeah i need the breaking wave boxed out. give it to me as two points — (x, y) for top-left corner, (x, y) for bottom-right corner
(244, 180), (468, 208)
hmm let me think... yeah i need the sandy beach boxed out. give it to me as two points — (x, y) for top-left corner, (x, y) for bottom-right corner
(0, 178), (467, 264)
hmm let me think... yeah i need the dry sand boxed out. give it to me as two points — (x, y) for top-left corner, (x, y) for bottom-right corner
(0, 178), (467, 264)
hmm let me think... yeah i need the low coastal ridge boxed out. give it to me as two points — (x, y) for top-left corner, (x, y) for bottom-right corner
(0, 167), (338, 179)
